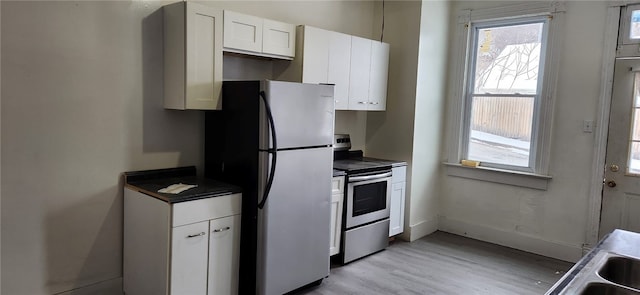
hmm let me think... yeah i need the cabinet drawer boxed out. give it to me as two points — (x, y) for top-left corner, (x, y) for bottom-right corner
(332, 176), (345, 195)
(173, 193), (241, 227)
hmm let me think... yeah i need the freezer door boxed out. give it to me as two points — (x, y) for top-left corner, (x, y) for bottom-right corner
(260, 81), (335, 150)
(257, 147), (332, 295)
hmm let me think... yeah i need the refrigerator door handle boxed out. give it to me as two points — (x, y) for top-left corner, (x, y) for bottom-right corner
(258, 91), (278, 210)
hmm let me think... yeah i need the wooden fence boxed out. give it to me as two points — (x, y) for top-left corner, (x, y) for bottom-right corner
(471, 96), (533, 141)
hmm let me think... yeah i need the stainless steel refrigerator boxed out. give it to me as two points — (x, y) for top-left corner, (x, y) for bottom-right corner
(204, 80), (335, 295)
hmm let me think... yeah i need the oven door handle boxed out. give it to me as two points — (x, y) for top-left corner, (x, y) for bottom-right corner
(349, 172), (392, 182)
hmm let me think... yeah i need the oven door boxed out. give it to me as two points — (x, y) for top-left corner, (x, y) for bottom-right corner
(345, 171), (392, 229)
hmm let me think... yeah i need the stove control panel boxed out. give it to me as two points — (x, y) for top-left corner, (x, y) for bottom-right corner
(334, 134), (351, 151)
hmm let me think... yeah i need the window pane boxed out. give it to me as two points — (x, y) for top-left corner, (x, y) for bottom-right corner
(629, 142), (640, 174)
(635, 73), (640, 108)
(633, 109), (640, 141)
(631, 10), (640, 40)
(467, 95), (533, 167)
(474, 22), (544, 95)
(629, 73), (640, 174)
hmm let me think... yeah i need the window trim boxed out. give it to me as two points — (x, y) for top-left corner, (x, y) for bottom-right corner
(445, 2), (564, 189)
(462, 16), (550, 173)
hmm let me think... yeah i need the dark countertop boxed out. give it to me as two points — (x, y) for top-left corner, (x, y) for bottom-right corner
(546, 229), (640, 294)
(362, 157), (408, 167)
(333, 156), (407, 172)
(124, 166), (241, 204)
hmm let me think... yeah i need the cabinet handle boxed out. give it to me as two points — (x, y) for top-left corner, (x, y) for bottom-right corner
(370, 102), (379, 105)
(213, 226), (231, 233)
(358, 101), (367, 104)
(187, 232), (206, 238)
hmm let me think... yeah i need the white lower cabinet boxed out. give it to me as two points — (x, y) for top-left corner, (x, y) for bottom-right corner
(124, 189), (241, 295)
(389, 166), (406, 237)
(330, 175), (345, 256)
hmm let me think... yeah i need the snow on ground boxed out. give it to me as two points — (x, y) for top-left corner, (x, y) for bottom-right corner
(468, 130), (530, 167)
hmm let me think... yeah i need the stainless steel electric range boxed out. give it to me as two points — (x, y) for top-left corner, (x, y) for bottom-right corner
(333, 150), (394, 264)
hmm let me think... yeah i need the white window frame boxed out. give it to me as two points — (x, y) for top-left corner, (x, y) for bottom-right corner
(445, 2), (564, 190)
(619, 4), (640, 45)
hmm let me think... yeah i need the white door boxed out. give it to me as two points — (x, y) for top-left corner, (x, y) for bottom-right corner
(368, 41), (389, 111)
(328, 31), (352, 110)
(208, 215), (241, 295)
(262, 19), (296, 57)
(185, 3), (223, 110)
(257, 147), (332, 295)
(302, 26), (330, 85)
(171, 221), (209, 295)
(348, 36), (372, 110)
(223, 10), (263, 53)
(600, 58), (640, 238)
(329, 176), (344, 256)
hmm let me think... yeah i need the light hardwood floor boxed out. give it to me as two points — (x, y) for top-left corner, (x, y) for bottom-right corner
(296, 231), (573, 295)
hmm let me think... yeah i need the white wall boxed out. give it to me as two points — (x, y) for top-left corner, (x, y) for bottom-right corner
(0, 1), (376, 294)
(407, 1), (450, 241)
(364, 1), (450, 242)
(439, 1), (608, 262)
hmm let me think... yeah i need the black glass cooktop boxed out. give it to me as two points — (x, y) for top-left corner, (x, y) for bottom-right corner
(333, 150), (394, 173)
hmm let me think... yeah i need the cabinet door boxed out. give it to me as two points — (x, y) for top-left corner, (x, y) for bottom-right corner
(185, 3), (223, 110)
(171, 221), (209, 295)
(263, 19), (296, 58)
(389, 182), (406, 237)
(328, 32), (352, 110)
(223, 10), (263, 53)
(208, 215), (241, 295)
(301, 26), (330, 85)
(348, 36), (372, 110)
(330, 176), (345, 256)
(368, 41), (389, 111)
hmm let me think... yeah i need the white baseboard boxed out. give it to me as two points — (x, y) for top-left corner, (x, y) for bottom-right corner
(402, 217), (439, 242)
(55, 277), (122, 295)
(438, 216), (583, 263)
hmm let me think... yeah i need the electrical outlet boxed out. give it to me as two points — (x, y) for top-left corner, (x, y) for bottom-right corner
(583, 120), (594, 133)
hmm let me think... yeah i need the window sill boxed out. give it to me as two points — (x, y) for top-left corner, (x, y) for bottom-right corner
(443, 162), (552, 190)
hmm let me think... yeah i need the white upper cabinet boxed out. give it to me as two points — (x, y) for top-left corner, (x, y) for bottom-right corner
(223, 10), (296, 59)
(368, 41), (390, 111)
(301, 26), (330, 84)
(263, 19), (296, 57)
(328, 32), (352, 110)
(164, 2), (223, 110)
(298, 26), (389, 111)
(349, 38), (390, 111)
(223, 11), (263, 53)
(348, 36), (372, 110)
(301, 26), (352, 110)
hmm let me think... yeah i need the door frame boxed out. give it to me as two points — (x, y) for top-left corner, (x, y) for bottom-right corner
(585, 4), (624, 250)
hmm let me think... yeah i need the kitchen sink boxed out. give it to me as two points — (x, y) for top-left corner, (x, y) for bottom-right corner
(546, 230), (640, 295)
(599, 256), (640, 290)
(580, 283), (640, 295)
